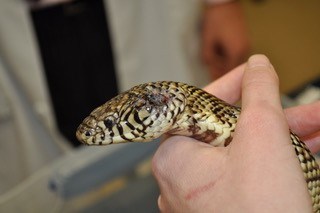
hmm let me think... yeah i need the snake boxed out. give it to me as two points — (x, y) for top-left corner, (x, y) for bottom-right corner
(76, 81), (320, 212)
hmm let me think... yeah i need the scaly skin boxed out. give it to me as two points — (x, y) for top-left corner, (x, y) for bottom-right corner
(76, 81), (320, 212)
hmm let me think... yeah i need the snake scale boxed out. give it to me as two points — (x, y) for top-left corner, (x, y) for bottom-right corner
(76, 81), (320, 212)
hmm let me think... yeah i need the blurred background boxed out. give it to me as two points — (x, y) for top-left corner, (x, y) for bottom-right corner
(0, 0), (319, 212)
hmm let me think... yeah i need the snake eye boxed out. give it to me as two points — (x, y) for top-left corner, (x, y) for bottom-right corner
(85, 130), (92, 137)
(104, 118), (114, 129)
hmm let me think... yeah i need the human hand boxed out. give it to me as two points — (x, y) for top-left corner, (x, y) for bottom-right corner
(152, 55), (313, 212)
(201, 1), (250, 79)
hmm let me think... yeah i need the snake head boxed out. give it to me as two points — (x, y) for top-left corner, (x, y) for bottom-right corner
(76, 82), (186, 145)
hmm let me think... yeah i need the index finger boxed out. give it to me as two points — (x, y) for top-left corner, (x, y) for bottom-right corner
(285, 101), (320, 137)
(204, 63), (245, 104)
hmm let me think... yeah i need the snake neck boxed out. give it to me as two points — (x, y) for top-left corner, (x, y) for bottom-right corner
(167, 85), (241, 147)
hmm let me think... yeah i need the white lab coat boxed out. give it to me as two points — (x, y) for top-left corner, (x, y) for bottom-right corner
(107, 0), (209, 90)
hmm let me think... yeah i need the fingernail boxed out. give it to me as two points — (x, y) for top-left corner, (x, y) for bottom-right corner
(247, 54), (270, 68)
(158, 195), (165, 211)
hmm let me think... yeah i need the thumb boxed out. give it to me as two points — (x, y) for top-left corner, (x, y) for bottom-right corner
(234, 54), (290, 150)
(228, 55), (311, 210)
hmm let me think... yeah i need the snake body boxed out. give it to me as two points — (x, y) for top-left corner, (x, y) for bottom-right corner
(76, 81), (320, 212)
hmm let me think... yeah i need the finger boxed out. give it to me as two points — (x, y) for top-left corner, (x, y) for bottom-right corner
(285, 101), (320, 137)
(303, 131), (320, 154)
(203, 63), (245, 104)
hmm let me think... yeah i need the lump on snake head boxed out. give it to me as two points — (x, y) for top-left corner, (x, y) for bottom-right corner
(146, 89), (170, 106)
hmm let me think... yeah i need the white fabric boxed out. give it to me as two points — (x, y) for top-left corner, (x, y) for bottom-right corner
(106, 0), (210, 91)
